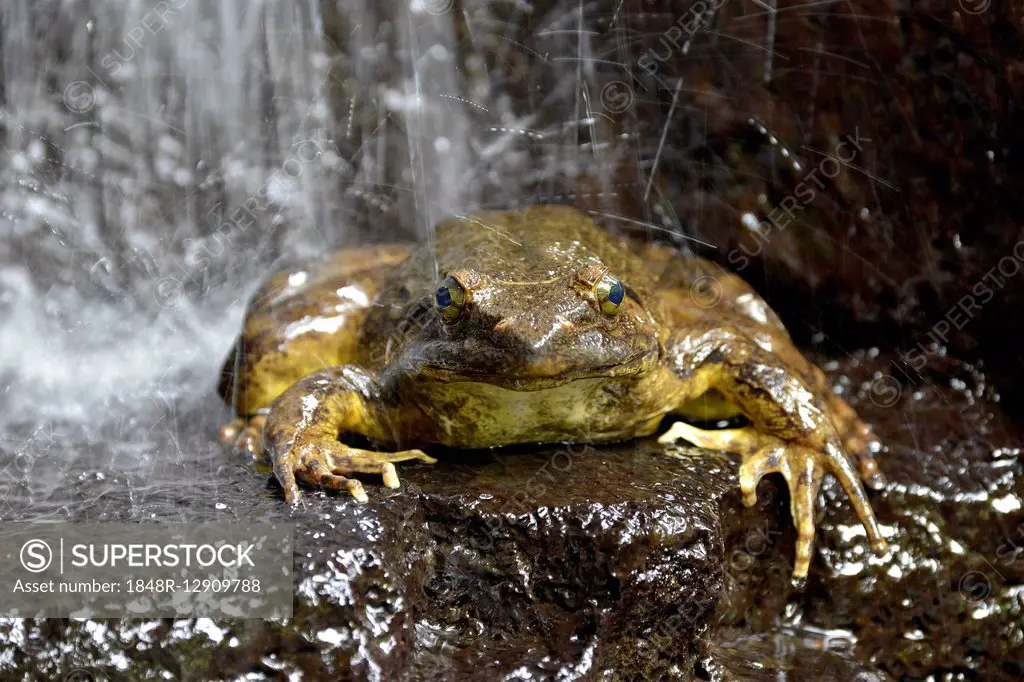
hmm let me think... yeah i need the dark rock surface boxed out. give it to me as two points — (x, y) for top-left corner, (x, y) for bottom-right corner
(714, 351), (1024, 681)
(2, 351), (1022, 680)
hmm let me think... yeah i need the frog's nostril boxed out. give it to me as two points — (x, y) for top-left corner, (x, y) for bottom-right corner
(492, 314), (576, 349)
(491, 317), (539, 345)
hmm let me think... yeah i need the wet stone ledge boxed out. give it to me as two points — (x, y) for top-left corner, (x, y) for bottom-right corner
(1, 354), (1022, 681)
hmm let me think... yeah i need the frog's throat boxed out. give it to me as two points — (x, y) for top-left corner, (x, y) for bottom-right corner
(411, 347), (659, 391)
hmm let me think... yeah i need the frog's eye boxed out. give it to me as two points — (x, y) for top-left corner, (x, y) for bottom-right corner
(595, 274), (625, 315)
(434, 275), (466, 323)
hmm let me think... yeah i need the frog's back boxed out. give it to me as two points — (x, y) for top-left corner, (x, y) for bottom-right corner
(427, 205), (784, 332)
(432, 204), (661, 291)
(218, 244), (409, 415)
(636, 242), (788, 334)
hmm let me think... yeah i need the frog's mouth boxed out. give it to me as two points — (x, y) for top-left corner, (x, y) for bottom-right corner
(414, 346), (659, 390)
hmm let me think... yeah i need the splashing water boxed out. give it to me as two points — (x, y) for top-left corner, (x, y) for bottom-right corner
(0, 0), (674, 517)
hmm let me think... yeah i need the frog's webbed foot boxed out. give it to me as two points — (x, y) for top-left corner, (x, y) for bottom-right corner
(262, 366), (436, 504)
(218, 414), (268, 459)
(659, 411), (884, 493)
(659, 420), (885, 579)
(273, 440), (436, 504)
(666, 325), (889, 580)
(738, 433), (887, 580)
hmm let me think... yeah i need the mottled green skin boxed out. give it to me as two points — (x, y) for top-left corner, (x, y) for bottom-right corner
(219, 205), (888, 578)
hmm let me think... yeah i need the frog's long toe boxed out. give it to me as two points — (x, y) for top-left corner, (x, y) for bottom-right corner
(219, 415), (268, 458)
(236, 415), (267, 457)
(823, 389), (888, 491)
(218, 418), (244, 445)
(301, 458), (368, 502)
(272, 439), (436, 504)
(739, 438), (887, 579)
(855, 447), (887, 491)
(843, 421), (888, 491)
(658, 420), (762, 457)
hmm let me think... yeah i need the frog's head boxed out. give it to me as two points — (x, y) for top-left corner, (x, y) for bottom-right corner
(401, 222), (661, 390)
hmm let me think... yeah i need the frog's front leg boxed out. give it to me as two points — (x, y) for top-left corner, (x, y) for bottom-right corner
(263, 366), (436, 504)
(661, 326), (888, 579)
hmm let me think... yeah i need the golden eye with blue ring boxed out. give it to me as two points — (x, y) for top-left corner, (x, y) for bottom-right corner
(595, 273), (625, 315)
(434, 275), (466, 323)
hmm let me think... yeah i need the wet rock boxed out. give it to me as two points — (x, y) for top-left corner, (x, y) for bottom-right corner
(343, 0), (1024, 405)
(707, 352), (1024, 682)
(403, 443), (732, 680)
(3, 352), (1021, 680)
(804, 354), (1024, 681)
(0, 402), (738, 680)
(702, 631), (894, 682)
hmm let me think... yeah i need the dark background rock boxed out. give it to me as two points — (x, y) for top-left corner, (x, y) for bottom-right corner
(597, 0), (1024, 408)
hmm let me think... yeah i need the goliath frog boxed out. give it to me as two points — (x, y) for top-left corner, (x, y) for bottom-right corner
(218, 205), (887, 578)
